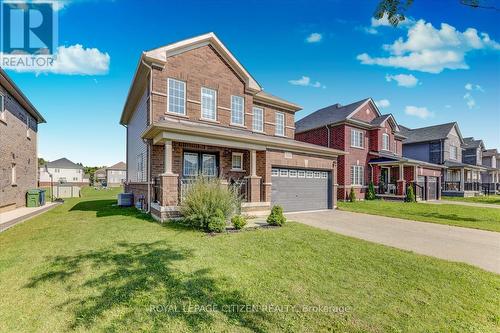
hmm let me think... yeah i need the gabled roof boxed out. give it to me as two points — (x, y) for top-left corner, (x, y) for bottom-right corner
(46, 158), (83, 169)
(400, 122), (463, 145)
(295, 98), (372, 133)
(107, 162), (126, 170)
(120, 33), (301, 125)
(0, 68), (45, 123)
(463, 137), (485, 150)
(483, 149), (499, 157)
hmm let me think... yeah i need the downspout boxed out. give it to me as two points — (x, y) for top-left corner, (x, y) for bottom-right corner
(325, 125), (331, 148)
(141, 56), (153, 213)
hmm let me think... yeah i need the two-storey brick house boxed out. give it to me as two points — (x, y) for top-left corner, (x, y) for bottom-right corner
(481, 149), (500, 193)
(120, 33), (344, 221)
(400, 122), (484, 197)
(0, 68), (46, 212)
(295, 98), (443, 201)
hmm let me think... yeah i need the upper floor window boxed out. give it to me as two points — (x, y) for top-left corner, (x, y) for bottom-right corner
(382, 133), (390, 151)
(351, 129), (364, 148)
(231, 152), (243, 171)
(231, 95), (244, 126)
(275, 112), (285, 136)
(11, 163), (16, 185)
(26, 116), (31, 138)
(201, 87), (217, 121)
(450, 145), (458, 160)
(0, 94), (5, 121)
(252, 107), (264, 132)
(167, 78), (186, 115)
(394, 141), (398, 154)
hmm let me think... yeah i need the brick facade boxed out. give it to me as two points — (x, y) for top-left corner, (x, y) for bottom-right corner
(0, 84), (38, 212)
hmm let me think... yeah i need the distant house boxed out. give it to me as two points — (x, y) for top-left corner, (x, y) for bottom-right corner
(481, 149), (500, 193)
(400, 123), (484, 197)
(39, 158), (88, 186)
(94, 167), (107, 185)
(0, 68), (46, 212)
(106, 162), (126, 187)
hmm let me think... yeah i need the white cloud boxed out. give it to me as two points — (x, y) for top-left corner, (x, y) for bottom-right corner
(306, 33), (322, 43)
(465, 83), (483, 92)
(385, 73), (419, 87)
(357, 19), (500, 73)
(375, 99), (391, 108)
(4, 44), (110, 75)
(464, 92), (476, 109)
(288, 76), (324, 88)
(405, 106), (433, 119)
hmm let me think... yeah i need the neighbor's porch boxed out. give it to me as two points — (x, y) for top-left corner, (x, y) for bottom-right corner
(443, 167), (483, 197)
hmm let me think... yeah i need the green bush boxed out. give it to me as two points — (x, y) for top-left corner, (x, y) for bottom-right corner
(231, 215), (247, 230)
(267, 205), (286, 226)
(366, 182), (376, 200)
(180, 177), (240, 231)
(207, 209), (226, 233)
(349, 187), (357, 202)
(406, 185), (416, 203)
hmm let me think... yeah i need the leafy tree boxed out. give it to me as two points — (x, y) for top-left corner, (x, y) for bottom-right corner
(366, 182), (376, 200)
(405, 184), (416, 202)
(38, 157), (46, 166)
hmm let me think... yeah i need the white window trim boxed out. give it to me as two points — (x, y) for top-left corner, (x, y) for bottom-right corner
(382, 133), (390, 151)
(230, 95), (245, 126)
(0, 94), (5, 122)
(350, 165), (364, 186)
(231, 152), (244, 171)
(11, 163), (16, 185)
(252, 107), (264, 133)
(167, 78), (186, 115)
(450, 145), (458, 160)
(351, 129), (364, 149)
(275, 112), (285, 137)
(201, 87), (217, 121)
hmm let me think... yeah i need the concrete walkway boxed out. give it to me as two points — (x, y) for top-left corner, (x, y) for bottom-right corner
(426, 200), (500, 209)
(0, 202), (59, 232)
(286, 210), (500, 274)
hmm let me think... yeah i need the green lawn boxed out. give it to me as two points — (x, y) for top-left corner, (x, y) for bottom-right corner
(1, 188), (499, 332)
(337, 200), (500, 232)
(443, 195), (500, 205)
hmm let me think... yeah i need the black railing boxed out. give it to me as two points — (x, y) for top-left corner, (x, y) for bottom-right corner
(464, 182), (480, 191)
(413, 182), (424, 201)
(481, 183), (498, 195)
(153, 177), (161, 204)
(444, 181), (461, 191)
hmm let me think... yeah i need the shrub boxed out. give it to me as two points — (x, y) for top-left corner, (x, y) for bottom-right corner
(366, 182), (376, 200)
(406, 185), (416, 203)
(231, 215), (247, 230)
(207, 209), (226, 233)
(349, 187), (356, 202)
(180, 177), (240, 231)
(267, 205), (286, 226)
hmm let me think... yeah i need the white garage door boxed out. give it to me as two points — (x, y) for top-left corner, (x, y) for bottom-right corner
(271, 168), (331, 212)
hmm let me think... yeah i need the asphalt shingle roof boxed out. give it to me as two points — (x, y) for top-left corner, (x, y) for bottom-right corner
(400, 122), (457, 144)
(463, 137), (483, 149)
(108, 162), (127, 170)
(295, 98), (370, 133)
(46, 158), (83, 169)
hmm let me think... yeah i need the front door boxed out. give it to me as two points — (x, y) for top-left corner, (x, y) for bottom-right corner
(380, 168), (389, 193)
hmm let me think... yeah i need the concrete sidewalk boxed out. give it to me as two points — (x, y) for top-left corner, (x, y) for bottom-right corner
(286, 210), (500, 274)
(0, 202), (59, 232)
(426, 200), (500, 209)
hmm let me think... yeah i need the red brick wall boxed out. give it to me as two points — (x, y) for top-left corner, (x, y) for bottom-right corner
(351, 102), (377, 122)
(295, 126), (329, 147)
(404, 166), (414, 183)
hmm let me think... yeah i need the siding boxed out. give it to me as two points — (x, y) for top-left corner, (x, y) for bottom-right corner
(444, 127), (462, 162)
(127, 88), (148, 182)
(402, 142), (431, 163)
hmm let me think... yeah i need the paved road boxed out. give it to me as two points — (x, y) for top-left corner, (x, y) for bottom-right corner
(286, 210), (500, 274)
(426, 200), (500, 209)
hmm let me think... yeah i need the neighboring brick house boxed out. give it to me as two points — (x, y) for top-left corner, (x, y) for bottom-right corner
(0, 68), (46, 212)
(39, 158), (88, 187)
(482, 149), (500, 193)
(120, 33), (344, 221)
(400, 122), (484, 197)
(295, 98), (444, 201)
(106, 162), (126, 187)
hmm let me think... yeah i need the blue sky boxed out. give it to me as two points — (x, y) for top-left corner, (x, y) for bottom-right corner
(5, 0), (500, 166)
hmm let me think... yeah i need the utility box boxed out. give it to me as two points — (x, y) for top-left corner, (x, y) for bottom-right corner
(27, 189), (41, 208)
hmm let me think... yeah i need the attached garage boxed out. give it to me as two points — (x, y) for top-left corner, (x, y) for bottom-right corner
(271, 168), (331, 212)
(427, 176), (438, 200)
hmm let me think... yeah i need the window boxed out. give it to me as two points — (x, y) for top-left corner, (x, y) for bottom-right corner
(382, 133), (389, 151)
(314, 171), (321, 178)
(351, 129), (364, 148)
(167, 78), (186, 115)
(183, 152), (217, 177)
(252, 107), (264, 132)
(394, 141), (398, 154)
(26, 116), (31, 138)
(289, 170), (298, 177)
(183, 152), (199, 177)
(450, 145), (458, 160)
(0, 94), (5, 121)
(271, 168), (279, 176)
(231, 153), (243, 170)
(280, 169), (288, 177)
(136, 153), (144, 181)
(201, 87), (217, 120)
(202, 154), (217, 176)
(231, 95), (244, 126)
(306, 171), (314, 178)
(298, 170), (306, 178)
(11, 163), (16, 185)
(321, 172), (328, 179)
(54, 168), (60, 173)
(350, 165), (364, 186)
(275, 112), (285, 136)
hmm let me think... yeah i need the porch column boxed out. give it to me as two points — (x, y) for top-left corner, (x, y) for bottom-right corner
(164, 140), (173, 175)
(245, 149), (261, 202)
(460, 168), (465, 191)
(160, 140), (178, 207)
(397, 163), (406, 195)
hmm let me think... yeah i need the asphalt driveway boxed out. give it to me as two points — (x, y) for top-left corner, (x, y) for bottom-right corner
(286, 210), (500, 274)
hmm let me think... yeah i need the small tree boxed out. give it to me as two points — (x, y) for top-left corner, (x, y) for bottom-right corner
(349, 187), (357, 202)
(267, 205), (286, 226)
(405, 184), (416, 202)
(366, 182), (376, 200)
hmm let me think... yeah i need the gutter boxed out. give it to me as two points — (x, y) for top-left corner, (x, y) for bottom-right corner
(141, 56), (153, 213)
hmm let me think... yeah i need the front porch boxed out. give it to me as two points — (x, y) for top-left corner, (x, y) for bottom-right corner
(443, 162), (486, 197)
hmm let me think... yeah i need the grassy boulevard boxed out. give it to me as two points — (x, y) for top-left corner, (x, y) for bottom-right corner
(0, 188), (499, 332)
(338, 200), (500, 232)
(442, 195), (500, 205)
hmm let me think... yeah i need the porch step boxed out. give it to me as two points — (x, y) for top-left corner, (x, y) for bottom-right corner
(241, 202), (271, 217)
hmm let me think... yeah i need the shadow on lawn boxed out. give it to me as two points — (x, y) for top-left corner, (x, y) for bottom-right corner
(420, 212), (480, 222)
(26, 241), (268, 332)
(69, 199), (153, 221)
